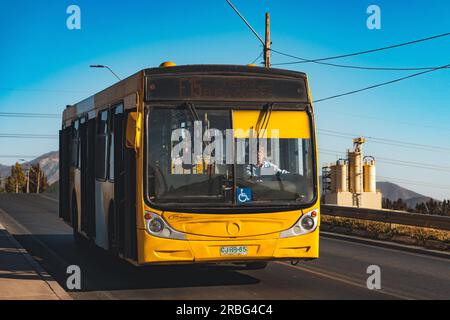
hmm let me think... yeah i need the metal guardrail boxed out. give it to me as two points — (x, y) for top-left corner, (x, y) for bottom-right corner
(321, 204), (450, 231)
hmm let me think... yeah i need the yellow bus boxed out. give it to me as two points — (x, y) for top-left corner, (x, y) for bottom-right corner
(59, 63), (320, 269)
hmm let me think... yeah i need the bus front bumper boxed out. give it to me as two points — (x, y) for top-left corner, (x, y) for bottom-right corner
(137, 228), (319, 265)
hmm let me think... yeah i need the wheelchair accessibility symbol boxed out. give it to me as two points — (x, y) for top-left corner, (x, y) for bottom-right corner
(236, 187), (252, 204)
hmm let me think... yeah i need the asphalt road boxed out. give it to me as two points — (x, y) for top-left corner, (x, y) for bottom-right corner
(0, 193), (448, 300)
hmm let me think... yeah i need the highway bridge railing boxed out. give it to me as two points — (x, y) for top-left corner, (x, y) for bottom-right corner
(321, 205), (450, 231)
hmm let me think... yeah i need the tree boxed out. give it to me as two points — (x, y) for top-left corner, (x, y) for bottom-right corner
(27, 163), (48, 193)
(382, 198), (393, 209)
(382, 197), (410, 211)
(4, 163), (26, 193)
(415, 198), (450, 216)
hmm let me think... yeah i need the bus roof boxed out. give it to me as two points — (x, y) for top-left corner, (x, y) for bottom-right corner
(63, 64), (308, 124)
(143, 64), (306, 78)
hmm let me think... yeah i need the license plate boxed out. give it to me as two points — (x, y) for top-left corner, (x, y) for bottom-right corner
(220, 245), (248, 256)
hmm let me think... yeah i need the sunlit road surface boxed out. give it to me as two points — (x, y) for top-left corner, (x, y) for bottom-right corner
(0, 194), (448, 300)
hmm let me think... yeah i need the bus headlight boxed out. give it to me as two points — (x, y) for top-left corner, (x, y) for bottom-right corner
(148, 218), (164, 233)
(280, 210), (318, 238)
(145, 212), (186, 240)
(301, 216), (315, 230)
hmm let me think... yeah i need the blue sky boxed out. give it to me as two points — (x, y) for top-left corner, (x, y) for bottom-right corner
(0, 0), (449, 199)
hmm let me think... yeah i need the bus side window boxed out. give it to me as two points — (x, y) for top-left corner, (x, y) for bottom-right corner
(79, 117), (86, 169)
(109, 108), (114, 181)
(95, 110), (109, 180)
(108, 104), (123, 181)
(71, 120), (80, 168)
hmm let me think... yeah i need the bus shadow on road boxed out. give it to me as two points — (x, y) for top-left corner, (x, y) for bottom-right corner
(12, 234), (261, 293)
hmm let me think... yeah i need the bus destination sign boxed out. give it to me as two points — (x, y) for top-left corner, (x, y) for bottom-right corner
(145, 76), (308, 102)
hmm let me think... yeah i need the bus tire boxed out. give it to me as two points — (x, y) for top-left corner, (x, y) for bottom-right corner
(244, 261), (268, 270)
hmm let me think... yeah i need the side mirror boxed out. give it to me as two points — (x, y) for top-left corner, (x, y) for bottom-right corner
(126, 112), (141, 151)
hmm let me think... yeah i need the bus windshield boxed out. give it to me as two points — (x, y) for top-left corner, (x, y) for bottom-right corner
(146, 105), (315, 207)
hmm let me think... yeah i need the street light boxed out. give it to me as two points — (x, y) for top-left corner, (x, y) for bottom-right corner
(89, 65), (121, 81)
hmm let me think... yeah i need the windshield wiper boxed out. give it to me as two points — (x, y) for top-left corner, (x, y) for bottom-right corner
(254, 103), (273, 155)
(185, 102), (200, 122)
(255, 103), (273, 137)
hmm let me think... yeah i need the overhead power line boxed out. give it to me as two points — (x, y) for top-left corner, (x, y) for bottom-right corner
(0, 133), (58, 139)
(313, 63), (450, 103)
(271, 49), (448, 71)
(320, 152), (449, 173)
(320, 149), (450, 173)
(274, 32), (450, 64)
(250, 51), (263, 65)
(0, 112), (60, 119)
(0, 155), (37, 159)
(317, 129), (450, 153)
(0, 87), (89, 94)
(318, 109), (450, 132)
(224, 0), (265, 46)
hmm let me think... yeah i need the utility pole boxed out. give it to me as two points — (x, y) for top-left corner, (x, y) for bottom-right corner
(264, 12), (271, 68)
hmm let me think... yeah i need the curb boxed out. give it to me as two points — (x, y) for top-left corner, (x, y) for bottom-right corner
(0, 214), (72, 300)
(321, 231), (450, 260)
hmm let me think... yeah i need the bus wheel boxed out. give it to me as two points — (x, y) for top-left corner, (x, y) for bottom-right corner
(72, 197), (82, 245)
(244, 261), (268, 270)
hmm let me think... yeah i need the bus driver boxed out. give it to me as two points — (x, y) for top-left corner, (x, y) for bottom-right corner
(245, 145), (289, 181)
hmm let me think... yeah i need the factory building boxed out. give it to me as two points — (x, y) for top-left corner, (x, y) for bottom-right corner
(322, 137), (382, 209)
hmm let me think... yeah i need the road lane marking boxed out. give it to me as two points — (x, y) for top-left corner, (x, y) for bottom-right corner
(274, 262), (424, 300)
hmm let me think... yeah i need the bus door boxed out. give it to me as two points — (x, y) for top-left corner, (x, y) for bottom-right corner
(122, 108), (137, 260)
(86, 116), (96, 238)
(59, 128), (71, 223)
(111, 104), (125, 255)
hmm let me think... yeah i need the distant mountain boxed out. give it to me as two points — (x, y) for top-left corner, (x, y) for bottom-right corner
(377, 181), (433, 208)
(377, 181), (423, 200)
(0, 151), (59, 185)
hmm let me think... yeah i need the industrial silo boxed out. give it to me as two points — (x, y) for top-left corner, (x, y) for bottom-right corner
(363, 156), (377, 193)
(335, 159), (348, 192)
(348, 151), (363, 193)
